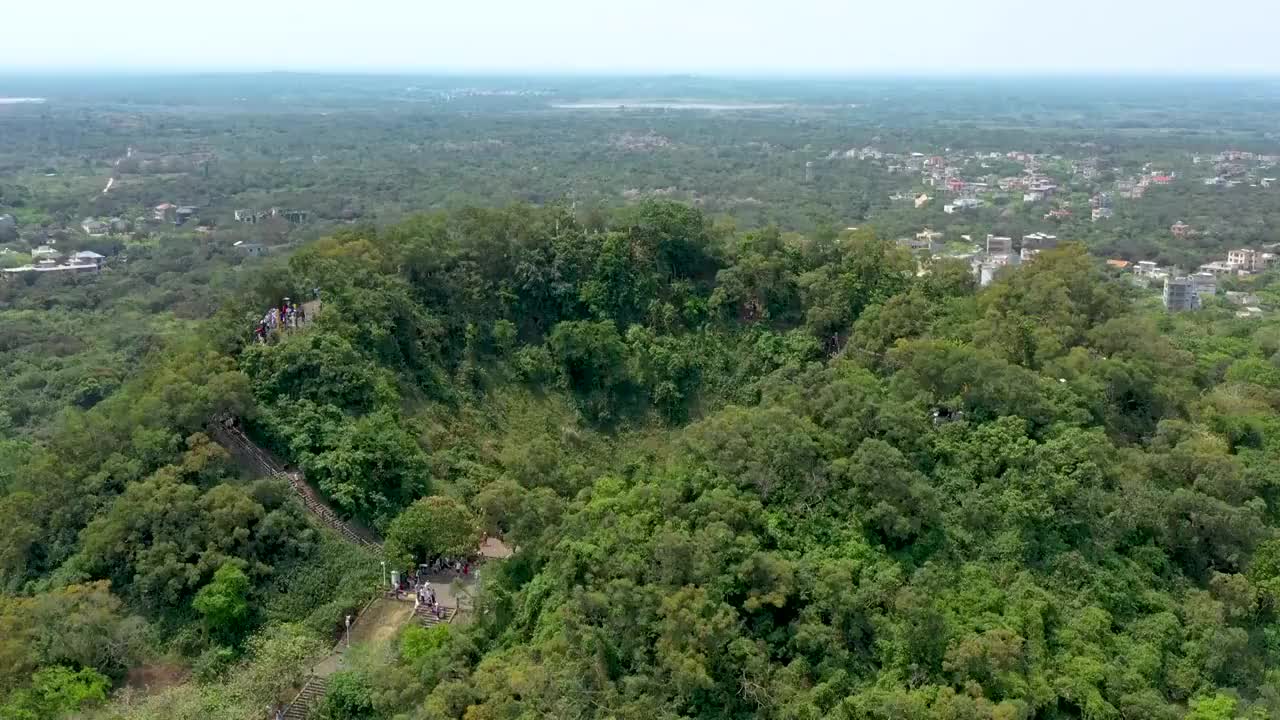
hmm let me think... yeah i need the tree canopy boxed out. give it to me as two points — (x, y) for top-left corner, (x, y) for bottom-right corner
(5, 200), (1280, 720)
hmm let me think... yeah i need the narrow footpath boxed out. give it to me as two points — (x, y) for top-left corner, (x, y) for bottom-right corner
(214, 422), (389, 720)
(210, 307), (508, 720)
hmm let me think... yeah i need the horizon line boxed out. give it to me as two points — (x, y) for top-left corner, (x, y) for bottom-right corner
(2, 67), (1280, 79)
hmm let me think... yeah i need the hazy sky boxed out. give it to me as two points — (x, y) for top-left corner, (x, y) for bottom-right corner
(3, 0), (1278, 74)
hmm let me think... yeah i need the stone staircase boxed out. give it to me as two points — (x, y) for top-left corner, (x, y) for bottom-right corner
(284, 468), (376, 548)
(282, 675), (328, 720)
(210, 418), (392, 720)
(209, 422), (381, 551)
(413, 603), (457, 628)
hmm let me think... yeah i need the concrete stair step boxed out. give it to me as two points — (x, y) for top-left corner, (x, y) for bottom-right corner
(279, 675), (329, 720)
(414, 606), (456, 626)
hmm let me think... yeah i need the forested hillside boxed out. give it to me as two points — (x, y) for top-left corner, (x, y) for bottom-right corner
(4, 201), (1280, 719)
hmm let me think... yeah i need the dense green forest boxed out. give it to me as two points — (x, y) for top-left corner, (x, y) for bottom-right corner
(6, 197), (1280, 719)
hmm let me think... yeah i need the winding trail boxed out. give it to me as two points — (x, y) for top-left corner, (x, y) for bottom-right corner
(210, 423), (390, 720)
(209, 305), (506, 719)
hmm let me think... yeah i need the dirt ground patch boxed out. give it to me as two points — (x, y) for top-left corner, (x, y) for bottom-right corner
(124, 663), (189, 694)
(348, 597), (413, 646)
(312, 597), (414, 677)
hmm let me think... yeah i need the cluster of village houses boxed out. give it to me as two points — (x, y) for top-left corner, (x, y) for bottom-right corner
(844, 145), (1193, 222)
(2, 202), (202, 276)
(1098, 218), (1276, 315)
(76, 204), (311, 239)
(847, 145), (1280, 230)
(898, 229), (1060, 288)
(1195, 150), (1279, 189)
(848, 144), (1279, 317)
(2, 201), (314, 276)
(900, 214), (1274, 318)
(1, 245), (105, 275)
(1146, 246), (1272, 316)
(77, 202), (202, 239)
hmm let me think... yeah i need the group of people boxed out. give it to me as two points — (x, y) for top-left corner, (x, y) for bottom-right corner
(415, 584), (446, 619)
(389, 557), (479, 620)
(254, 297), (307, 343)
(420, 557), (472, 577)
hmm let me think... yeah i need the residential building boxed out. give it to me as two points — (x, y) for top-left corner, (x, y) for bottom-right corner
(974, 253), (1017, 287)
(1105, 259), (1131, 270)
(1022, 232), (1058, 250)
(1163, 276), (1200, 311)
(31, 245), (58, 259)
(1021, 248), (1041, 262)
(174, 206), (198, 225)
(1171, 221), (1192, 238)
(943, 197), (984, 214)
(1092, 207), (1114, 221)
(1227, 248), (1273, 273)
(916, 229), (945, 252)
(1133, 261), (1162, 277)
(153, 203), (177, 222)
(1198, 261), (1238, 277)
(986, 235), (1013, 256)
(1227, 248), (1255, 270)
(69, 250), (105, 268)
(80, 218), (109, 236)
(1191, 272), (1218, 299)
(914, 194), (931, 208)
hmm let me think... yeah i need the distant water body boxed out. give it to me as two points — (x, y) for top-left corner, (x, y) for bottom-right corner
(552, 101), (787, 110)
(0, 97), (46, 104)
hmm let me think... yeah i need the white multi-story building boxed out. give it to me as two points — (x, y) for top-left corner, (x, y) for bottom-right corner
(1199, 261), (1239, 277)
(1226, 248), (1274, 273)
